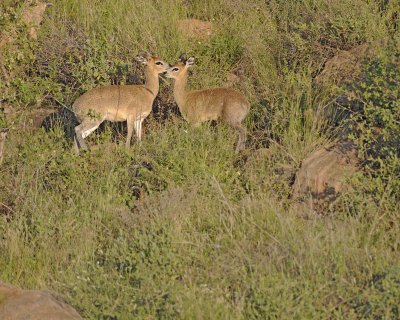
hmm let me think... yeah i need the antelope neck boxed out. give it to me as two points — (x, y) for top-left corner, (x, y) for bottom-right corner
(173, 73), (189, 109)
(143, 68), (159, 97)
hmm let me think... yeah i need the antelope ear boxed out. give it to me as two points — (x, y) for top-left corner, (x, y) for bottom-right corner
(186, 56), (195, 67)
(135, 52), (151, 65)
(178, 54), (187, 63)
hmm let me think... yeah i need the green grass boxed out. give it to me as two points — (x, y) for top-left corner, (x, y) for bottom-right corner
(1, 120), (398, 319)
(1, 0), (400, 319)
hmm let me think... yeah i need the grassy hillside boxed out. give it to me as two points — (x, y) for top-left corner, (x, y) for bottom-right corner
(0, 0), (399, 319)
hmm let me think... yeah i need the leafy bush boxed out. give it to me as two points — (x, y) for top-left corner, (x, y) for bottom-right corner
(345, 57), (400, 201)
(350, 267), (400, 319)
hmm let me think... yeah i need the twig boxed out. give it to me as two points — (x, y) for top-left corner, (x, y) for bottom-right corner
(45, 95), (74, 113)
(267, 137), (297, 164)
(0, 201), (14, 213)
(0, 128), (9, 165)
(0, 59), (10, 83)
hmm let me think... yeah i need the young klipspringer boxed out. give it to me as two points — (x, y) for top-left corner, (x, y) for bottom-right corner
(73, 52), (169, 150)
(166, 55), (250, 152)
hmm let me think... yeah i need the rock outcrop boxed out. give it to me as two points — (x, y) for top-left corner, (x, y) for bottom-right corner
(0, 283), (82, 320)
(292, 139), (360, 214)
(21, 1), (51, 40)
(1, 1), (51, 112)
(315, 44), (374, 85)
(0, 1), (50, 48)
(177, 19), (213, 39)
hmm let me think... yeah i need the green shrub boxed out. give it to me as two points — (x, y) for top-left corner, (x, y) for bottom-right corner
(345, 57), (400, 200)
(350, 267), (400, 319)
(62, 227), (183, 319)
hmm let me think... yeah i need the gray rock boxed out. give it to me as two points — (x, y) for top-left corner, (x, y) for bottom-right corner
(292, 139), (360, 214)
(0, 283), (82, 320)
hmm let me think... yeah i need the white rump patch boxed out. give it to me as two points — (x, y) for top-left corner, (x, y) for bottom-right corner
(82, 124), (100, 139)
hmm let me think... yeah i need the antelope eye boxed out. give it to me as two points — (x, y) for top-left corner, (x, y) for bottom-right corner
(155, 61), (163, 65)
(172, 68), (179, 72)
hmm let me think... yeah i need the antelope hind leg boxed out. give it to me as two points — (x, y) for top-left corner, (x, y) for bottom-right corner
(74, 120), (102, 151)
(234, 124), (247, 153)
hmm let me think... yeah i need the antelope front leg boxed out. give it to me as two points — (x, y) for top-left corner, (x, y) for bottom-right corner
(126, 116), (135, 148)
(133, 117), (144, 142)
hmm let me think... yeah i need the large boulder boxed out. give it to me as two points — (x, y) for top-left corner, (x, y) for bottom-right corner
(315, 44), (374, 85)
(0, 1), (50, 47)
(0, 1), (51, 111)
(177, 19), (213, 39)
(292, 139), (360, 214)
(21, 1), (51, 40)
(0, 283), (82, 320)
